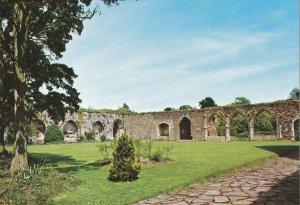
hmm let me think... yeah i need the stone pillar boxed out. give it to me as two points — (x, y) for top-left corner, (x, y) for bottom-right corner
(225, 118), (231, 141)
(248, 119), (254, 141)
(203, 117), (208, 141)
(277, 124), (282, 140)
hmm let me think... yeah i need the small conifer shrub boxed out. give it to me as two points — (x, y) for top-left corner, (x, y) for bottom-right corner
(108, 132), (140, 181)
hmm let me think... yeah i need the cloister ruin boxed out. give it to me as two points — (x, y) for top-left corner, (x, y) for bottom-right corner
(33, 100), (299, 142)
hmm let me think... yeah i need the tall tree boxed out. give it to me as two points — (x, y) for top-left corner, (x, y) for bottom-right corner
(1, 0), (120, 172)
(232, 97), (251, 105)
(199, 97), (217, 109)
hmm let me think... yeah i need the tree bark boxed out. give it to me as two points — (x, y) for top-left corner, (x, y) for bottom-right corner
(10, 1), (30, 172)
(0, 16), (8, 156)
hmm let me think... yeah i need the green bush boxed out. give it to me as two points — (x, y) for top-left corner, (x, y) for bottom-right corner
(108, 132), (140, 182)
(100, 134), (106, 142)
(98, 144), (111, 163)
(85, 131), (95, 141)
(44, 124), (64, 143)
(150, 148), (163, 162)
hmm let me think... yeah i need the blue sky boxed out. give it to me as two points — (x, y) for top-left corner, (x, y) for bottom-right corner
(60, 0), (299, 112)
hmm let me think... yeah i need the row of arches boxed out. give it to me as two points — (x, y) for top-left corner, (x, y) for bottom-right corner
(63, 119), (123, 139)
(207, 111), (280, 140)
(33, 119), (124, 141)
(157, 113), (300, 141)
(158, 117), (192, 140)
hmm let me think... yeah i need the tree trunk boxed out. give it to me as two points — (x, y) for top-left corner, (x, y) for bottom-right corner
(10, 2), (30, 173)
(0, 17), (8, 157)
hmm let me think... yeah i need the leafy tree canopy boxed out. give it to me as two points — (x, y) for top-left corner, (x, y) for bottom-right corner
(199, 97), (217, 109)
(179, 105), (193, 110)
(232, 97), (251, 105)
(164, 107), (175, 111)
(288, 87), (299, 100)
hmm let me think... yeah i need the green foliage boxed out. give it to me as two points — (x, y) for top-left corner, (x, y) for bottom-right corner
(85, 131), (95, 141)
(199, 97), (217, 108)
(143, 140), (153, 159)
(25, 122), (37, 144)
(288, 87), (299, 100)
(44, 124), (64, 143)
(179, 105), (193, 110)
(164, 107), (175, 111)
(254, 111), (276, 134)
(98, 144), (112, 163)
(230, 114), (248, 140)
(232, 97), (251, 105)
(108, 132), (141, 181)
(100, 134), (107, 142)
(14, 162), (49, 185)
(150, 148), (163, 162)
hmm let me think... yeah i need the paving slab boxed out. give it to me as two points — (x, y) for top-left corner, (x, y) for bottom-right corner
(133, 152), (299, 204)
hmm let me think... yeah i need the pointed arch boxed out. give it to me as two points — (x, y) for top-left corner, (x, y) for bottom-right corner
(230, 113), (249, 140)
(207, 114), (226, 140)
(254, 110), (277, 140)
(113, 119), (123, 138)
(179, 117), (192, 140)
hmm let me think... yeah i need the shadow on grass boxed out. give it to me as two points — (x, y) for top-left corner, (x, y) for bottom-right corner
(255, 145), (299, 159)
(29, 152), (101, 174)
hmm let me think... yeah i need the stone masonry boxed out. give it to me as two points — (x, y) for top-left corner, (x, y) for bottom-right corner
(35, 100), (299, 142)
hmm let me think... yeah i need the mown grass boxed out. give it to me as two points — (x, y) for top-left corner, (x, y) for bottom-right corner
(26, 140), (299, 205)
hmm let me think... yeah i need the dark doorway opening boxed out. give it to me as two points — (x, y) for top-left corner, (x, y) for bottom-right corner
(179, 117), (192, 140)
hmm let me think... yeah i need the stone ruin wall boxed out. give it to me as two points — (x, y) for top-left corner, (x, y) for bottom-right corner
(35, 100), (299, 142)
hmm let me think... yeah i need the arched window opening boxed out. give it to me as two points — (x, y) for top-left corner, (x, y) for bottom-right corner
(113, 119), (123, 138)
(230, 114), (248, 140)
(158, 123), (169, 137)
(179, 117), (192, 140)
(92, 121), (104, 135)
(254, 111), (277, 140)
(63, 120), (78, 134)
(208, 114), (226, 140)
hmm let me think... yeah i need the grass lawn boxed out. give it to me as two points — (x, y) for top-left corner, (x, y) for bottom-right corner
(27, 140), (299, 205)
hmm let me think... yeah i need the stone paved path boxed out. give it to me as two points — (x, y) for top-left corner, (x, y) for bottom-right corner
(134, 152), (299, 205)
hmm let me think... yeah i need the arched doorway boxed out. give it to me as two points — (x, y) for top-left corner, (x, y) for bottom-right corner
(33, 120), (46, 143)
(294, 119), (299, 141)
(179, 117), (192, 140)
(158, 123), (169, 139)
(113, 119), (123, 138)
(230, 113), (248, 140)
(254, 111), (277, 140)
(63, 120), (78, 142)
(208, 114), (226, 140)
(92, 121), (104, 140)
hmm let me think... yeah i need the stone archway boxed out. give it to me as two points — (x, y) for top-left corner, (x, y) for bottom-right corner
(179, 117), (192, 140)
(92, 121), (104, 140)
(63, 120), (78, 142)
(254, 111), (277, 140)
(158, 123), (169, 139)
(230, 113), (249, 140)
(113, 119), (123, 138)
(32, 120), (46, 143)
(294, 119), (299, 141)
(207, 114), (226, 140)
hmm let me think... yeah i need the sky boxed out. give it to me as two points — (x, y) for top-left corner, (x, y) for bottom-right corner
(59, 0), (299, 112)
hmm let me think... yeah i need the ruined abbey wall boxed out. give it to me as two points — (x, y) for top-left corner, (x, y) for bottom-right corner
(35, 100), (299, 142)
